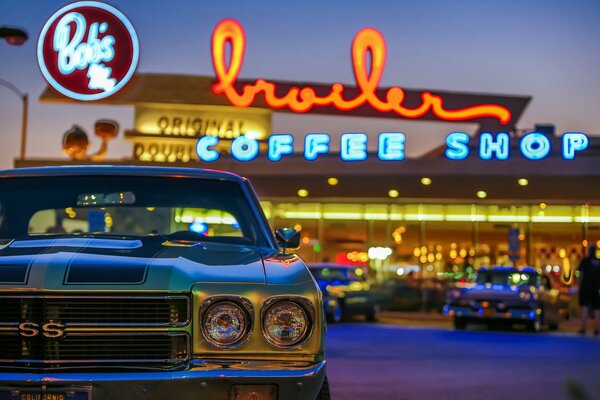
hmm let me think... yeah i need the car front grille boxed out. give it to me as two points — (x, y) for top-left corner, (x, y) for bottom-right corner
(0, 295), (189, 326)
(0, 332), (189, 365)
(0, 295), (191, 369)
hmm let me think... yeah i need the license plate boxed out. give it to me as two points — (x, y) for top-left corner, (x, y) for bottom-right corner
(0, 388), (90, 400)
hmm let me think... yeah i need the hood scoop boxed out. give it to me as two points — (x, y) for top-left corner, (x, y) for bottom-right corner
(65, 264), (148, 285)
(0, 264), (30, 284)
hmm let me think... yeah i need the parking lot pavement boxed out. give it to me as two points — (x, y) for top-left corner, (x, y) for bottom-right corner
(326, 322), (600, 400)
(376, 311), (584, 333)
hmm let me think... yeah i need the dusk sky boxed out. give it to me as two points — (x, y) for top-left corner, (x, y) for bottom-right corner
(1, 0), (600, 169)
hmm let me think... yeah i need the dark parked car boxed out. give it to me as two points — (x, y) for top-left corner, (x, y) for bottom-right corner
(308, 263), (379, 322)
(444, 266), (563, 332)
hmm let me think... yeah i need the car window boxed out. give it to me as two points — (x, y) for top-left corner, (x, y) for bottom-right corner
(28, 207), (243, 238)
(475, 270), (539, 286)
(0, 175), (267, 247)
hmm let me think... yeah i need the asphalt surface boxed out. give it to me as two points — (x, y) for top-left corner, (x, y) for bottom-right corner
(326, 321), (600, 400)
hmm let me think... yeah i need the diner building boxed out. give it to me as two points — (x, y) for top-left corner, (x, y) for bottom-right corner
(17, 72), (600, 283)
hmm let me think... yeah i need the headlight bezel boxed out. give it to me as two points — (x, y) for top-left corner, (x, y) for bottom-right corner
(200, 296), (254, 349)
(261, 296), (314, 349)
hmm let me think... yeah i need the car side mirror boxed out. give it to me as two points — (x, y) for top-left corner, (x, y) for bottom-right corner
(275, 228), (301, 255)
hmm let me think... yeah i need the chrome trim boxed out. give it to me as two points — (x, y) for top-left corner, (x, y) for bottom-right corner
(199, 296), (254, 349)
(0, 331), (191, 365)
(0, 294), (191, 327)
(261, 296), (315, 349)
(0, 360), (326, 382)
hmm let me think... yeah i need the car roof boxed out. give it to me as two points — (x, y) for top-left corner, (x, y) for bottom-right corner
(0, 165), (245, 182)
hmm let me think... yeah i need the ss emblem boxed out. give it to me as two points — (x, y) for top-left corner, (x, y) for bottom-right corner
(18, 321), (66, 339)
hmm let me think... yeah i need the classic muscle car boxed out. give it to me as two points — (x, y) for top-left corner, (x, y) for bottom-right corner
(308, 263), (378, 323)
(444, 266), (563, 332)
(0, 166), (328, 400)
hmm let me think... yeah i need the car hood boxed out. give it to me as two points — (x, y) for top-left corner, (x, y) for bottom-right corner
(0, 236), (273, 291)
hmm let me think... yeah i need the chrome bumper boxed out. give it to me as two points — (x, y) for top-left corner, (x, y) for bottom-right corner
(0, 360), (326, 400)
(444, 305), (537, 320)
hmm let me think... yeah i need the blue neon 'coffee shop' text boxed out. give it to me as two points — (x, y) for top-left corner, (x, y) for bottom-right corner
(196, 132), (589, 162)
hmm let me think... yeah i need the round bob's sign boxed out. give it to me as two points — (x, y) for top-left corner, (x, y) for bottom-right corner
(37, 1), (139, 101)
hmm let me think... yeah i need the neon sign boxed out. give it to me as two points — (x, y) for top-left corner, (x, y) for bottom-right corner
(38, 1), (139, 101)
(211, 19), (512, 124)
(445, 131), (589, 160)
(196, 132), (589, 162)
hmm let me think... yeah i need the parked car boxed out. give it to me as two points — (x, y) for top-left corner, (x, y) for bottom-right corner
(308, 263), (379, 322)
(444, 266), (563, 332)
(373, 277), (422, 311)
(0, 166), (329, 400)
(374, 276), (452, 312)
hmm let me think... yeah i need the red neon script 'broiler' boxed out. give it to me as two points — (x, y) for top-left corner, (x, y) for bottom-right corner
(211, 19), (511, 124)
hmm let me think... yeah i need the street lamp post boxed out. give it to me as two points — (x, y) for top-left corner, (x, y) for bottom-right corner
(0, 79), (28, 160)
(0, 26), (29, 160)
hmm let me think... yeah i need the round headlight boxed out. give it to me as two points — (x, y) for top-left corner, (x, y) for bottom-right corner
(263, 301), (310, 347)
(202, 301), (248, 347)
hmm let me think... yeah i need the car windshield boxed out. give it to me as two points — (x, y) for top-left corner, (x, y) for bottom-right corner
(0, 175), (267, 247)
(475, 269), (539, 286)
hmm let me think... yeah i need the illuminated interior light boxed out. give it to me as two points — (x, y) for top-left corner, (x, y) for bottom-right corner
(531, 216), (573, 223)
(327, 177), (339, 186)
(404, 214), (444, 221)
(388, 189), (399, 198)
(323, 212), (363, 220)
(297, 189), (309, 198)
(517, 178), (529, 186)
(539, 202), (547, 209)
(487, 215), (529, 222)
(293, 224), (302, 231)
(420, 177), (432, 186)
(211, 19), (512, 124)
(445, 214), (481, 222)
(364, 213), (389, 220)
(282, 211), (322, 219)
(476, 190), (487, 199)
